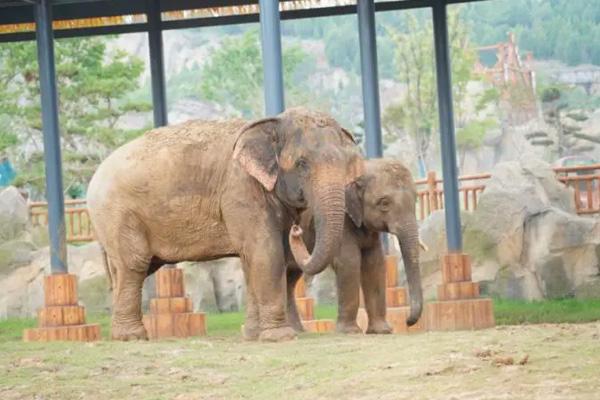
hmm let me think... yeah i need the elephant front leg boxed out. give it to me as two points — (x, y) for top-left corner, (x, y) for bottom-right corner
(333, 246), (363, 334)
(286, 268), (304, 333)
(246, 240), (296, 342)
(112, 264), (148, 341)
(361, 245), (392, 334)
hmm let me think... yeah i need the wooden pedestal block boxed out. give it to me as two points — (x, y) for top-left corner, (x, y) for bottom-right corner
(437, 282), (479, 301)
(156, 267), (185, 298)
(23, 324), (100, 342)
(441, 253), (472, 283)
(143, 313), (206, 339)
(39, 305), (85, 327)
(386, 287), (407, 307)
(144, 267), (207, 339)
(302, 319), (335, 333)
(295, 297), (314, 321)
(425, 298), (494, 331)
(295, 277), (306, 298)
(356, 307), (426, 334)
(23, 274), (100, 342)
(150, 297), (192, 314)
(385, 255), (398, 288)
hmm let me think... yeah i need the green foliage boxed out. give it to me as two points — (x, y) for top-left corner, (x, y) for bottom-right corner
(199, 29), (311, 118)
(383, 7), (492, 170)
(464, 0), (600, 66)
(0, 36), (150, 195)
(457, 118), (497, 150)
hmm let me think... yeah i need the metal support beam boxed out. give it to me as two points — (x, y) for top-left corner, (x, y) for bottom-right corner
(34, 0), (68, 273)
(259, 0), (284, 116)
(146, 0), (168, 127)
(357, 0), (383, 159)
(432, 1), (462, 252)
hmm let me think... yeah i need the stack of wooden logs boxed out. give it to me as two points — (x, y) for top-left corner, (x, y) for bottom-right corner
(143, 267), (207, 339)
(23, 274), (100, 342)
(356, 255), (426, 333)
(295, 277), (335, 333)
(425, 253), (495, 331)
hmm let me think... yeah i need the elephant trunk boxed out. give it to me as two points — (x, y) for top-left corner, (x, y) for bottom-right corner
(394, 220), (423, 326)
(289, 165), (345, 276)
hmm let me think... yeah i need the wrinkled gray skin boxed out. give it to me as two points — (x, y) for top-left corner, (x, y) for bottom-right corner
(286, 159), (423, 334)
(87, 107), (363, 342)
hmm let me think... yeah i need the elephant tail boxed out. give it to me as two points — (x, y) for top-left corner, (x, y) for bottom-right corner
(100, 246), (114, 292)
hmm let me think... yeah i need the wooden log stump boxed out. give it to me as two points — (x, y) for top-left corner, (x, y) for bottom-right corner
(23, 274), (100, 342)
(385, 255), (398, 288)
(302, 319), (335, 333)
(427, 253), (495, 331)
(356, 307), (427, 334)
(143, 267), (206, 339)
(386, 287), (407, 307)
(294, 276), (334, 333)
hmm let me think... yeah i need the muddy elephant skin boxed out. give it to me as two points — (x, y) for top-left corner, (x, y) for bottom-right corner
(287, 159), (423, 334)
(87, 107), (363, 342)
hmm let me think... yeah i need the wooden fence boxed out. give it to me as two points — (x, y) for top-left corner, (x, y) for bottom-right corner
(28, 164), (600, 242)
(415, 163), (600, 220)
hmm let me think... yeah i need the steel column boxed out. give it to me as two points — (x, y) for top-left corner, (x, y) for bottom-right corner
(357, 0), (383, 159)
(259, 0), (285, 116)
(147, 0), (168, 127)
(432, 1), (462, 251)
(34, 0), (68, 274)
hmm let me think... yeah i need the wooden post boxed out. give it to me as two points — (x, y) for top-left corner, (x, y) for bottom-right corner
(356, 254), (427, 334)
(295, 276), (335, 333)
(23, 274), (101, 342)
(425, 253), (495, 331)
(427, 171), (439, 214)
(143, 267), (206, 339)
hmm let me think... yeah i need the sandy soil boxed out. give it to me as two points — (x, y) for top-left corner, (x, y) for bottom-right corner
(1, 323), (600, 400)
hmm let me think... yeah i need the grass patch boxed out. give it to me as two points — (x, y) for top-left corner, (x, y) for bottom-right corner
(494, 298), (600, 325)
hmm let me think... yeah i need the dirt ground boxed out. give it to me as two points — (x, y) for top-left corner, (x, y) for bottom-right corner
(1, 322), (600, 400)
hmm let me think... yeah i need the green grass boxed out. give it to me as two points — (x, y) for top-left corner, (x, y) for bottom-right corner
(493, 298), (600, 325)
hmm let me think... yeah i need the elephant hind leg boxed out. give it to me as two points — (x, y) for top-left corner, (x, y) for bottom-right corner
(111, 258), (148, 341)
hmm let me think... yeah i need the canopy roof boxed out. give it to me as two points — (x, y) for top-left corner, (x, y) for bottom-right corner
(0, 0), (483, 42)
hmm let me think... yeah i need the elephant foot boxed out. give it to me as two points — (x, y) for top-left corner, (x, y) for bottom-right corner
(112, 321), (148, 341)
(335, 321), (363, 334)
(288, 317), (305, 333)
(259, 326), (297, 342)
(366, 319), (392, 334)
(241, 324), (260, 341)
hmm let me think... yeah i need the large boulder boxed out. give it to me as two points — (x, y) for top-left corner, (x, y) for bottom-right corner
(0, 242), (108, 318)
(0, 186), (29, 242)
(416, 158), (600, 300)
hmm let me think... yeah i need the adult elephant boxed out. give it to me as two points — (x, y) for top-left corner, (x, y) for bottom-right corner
(287, 159), (423, 334)
(87, 107), (363, 342)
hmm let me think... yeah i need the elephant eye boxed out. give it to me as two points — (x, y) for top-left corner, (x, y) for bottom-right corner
(295, 157), (309, 171)
(377, 197), (391, 211)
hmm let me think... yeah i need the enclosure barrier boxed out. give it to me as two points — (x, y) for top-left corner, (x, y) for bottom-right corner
(26, 164), (600, 243)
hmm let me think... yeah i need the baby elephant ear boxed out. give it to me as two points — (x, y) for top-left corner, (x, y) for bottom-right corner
(233, 118), (280, 191)
(345, 178), (364, 228)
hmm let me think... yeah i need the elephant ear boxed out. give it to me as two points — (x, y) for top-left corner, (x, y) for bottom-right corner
(345, 178), (364, 228)
(341, 127), (358, 145)
(233, 118), (280, 191)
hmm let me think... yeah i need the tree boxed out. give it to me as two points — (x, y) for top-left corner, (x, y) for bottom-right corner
(0, 36), (151, 197)
(382, 8), (488, 176)
(199, 29), (310, 118)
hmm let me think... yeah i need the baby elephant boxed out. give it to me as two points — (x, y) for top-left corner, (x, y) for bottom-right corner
(288, 159), (423, 333)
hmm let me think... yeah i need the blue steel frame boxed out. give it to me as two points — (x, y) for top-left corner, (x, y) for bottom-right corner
(12, 0), (469, 273)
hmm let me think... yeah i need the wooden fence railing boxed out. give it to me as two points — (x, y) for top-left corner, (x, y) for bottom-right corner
(27, 164), (600, 242)
(416, 163), (600, 220)
(29, 199), (94, 242)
